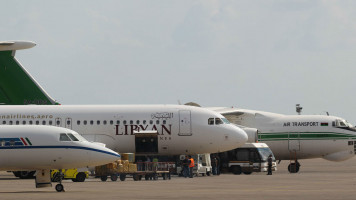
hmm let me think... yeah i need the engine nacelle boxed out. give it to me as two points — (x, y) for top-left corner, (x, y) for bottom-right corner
(322, 150), (355, 161)
(235, 125), (258, 143)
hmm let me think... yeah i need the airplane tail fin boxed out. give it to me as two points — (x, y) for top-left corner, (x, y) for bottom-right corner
(0, 41), (58, 105)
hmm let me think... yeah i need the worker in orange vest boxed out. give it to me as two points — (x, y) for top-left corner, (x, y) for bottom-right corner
(188, 155), (194, 178)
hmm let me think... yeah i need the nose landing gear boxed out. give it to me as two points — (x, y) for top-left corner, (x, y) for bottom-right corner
(52, 170), (65, 192)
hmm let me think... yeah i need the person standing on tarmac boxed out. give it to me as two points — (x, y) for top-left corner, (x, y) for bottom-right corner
(182, 156), (189, 178)
(188, 155), (195, 178)
(267, 154), (273, 175)
(211, 155), (217, 175)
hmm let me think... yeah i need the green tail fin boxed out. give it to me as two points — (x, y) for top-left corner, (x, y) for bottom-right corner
(0, 41), (58, 105)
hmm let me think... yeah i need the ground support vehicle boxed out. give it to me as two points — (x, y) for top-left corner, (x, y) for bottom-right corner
(95, 161), (173, 181)
(51, 169), (89, 182)
(219, 143), (277, 175)
(176, 154), (212, 177)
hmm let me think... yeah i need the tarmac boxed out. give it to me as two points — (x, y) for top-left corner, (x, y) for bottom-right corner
(1, 158), (356, 200)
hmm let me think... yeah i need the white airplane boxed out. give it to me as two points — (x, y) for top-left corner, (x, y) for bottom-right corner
(211, 107), (356, 173)
(0, 41), (248, 155)
(0, 125), (120, 192)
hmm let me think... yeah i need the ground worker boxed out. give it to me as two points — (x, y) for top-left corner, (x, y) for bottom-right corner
(267, 154), (273, 175)
(182, 156), (189, 178)
(188, 155), (194, 178)
(211, 155), (217, 175)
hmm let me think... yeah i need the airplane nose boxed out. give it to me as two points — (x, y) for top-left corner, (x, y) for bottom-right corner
(235, 126), (248, 145)
(228, 125), (248, 148)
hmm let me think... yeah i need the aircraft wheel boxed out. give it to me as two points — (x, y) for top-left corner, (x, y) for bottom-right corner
(288, 163), (300, 173)
(231, 166), (242, 175)
(100, 176), (108, 182)
(76, 172), (86, 182)
(55, 184), (64, 192)
(110, 174), (118, 181)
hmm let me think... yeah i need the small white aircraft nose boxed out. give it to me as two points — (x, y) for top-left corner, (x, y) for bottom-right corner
(229, 125), (248, 147)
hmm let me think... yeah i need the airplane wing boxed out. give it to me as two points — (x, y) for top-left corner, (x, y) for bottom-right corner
(0, 41), (58, 105)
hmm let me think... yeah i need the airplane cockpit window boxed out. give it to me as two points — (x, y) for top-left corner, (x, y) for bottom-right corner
(222, 118), (230, 124)
(59, 133), (71, 141)
(215, 118), (223, 125)
(333, 119), (356, 132)
(73, 133), (87, 142)
(208, 118), (214, 125)
(67, 133), (79, 141)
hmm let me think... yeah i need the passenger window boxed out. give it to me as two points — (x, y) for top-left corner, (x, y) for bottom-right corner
(136, 120), (140, 124)
(29, 121), (33, 125)
(56, 120), (60, 126)
(49, 120), (53, 125)
(123, 120), (127, 125)
(130, 120), (133, 125)
(208, 118), (214, 125)
(84, 120), (87, 125)
(59, 133), (71, 141)
(22, 121), (26, 125)
(36, 121), (39, 125)
(9, 121), (13, 125)
(163, 120), (166, 125)
(42, 121), (46, 125)
(77, 120), (80, 125)
(67, 133), (79, 141)
(156, 120), (159, 124)
(90, 120), (93, 125)
(110, 120), (113, 125)
(143, 120), (146, 125)
(66, 120), (70, 125)
(215, 118), (223, 125)
(116, 120), (120, 125)
(150, 120), (153, 125)
(97, 120), (100, 125)
(2, 121), (5, 125)
(103, 120), (107, 125)
(16, 121), (19, 125)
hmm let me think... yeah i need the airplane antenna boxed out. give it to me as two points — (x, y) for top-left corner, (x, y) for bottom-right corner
(326, 111), (329, 116)
(296, 104), (303, 115)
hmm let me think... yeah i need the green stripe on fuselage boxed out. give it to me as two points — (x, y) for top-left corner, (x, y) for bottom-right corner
(258, 132), (356, 141)
(0, 51), (55, 105)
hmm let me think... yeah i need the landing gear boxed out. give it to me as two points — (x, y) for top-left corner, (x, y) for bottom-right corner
(288, 162), (300, 173)
(52, 170), (65, 192)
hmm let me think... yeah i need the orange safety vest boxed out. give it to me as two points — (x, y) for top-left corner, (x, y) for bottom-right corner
(189, 158), (194, 168)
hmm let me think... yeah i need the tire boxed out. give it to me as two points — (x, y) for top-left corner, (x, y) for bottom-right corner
(145, 174), (150, 180)
(76, 172), (86, 182)
(55, 184), (64, 192)
(120, 174), (126, 181)
(206, 171), (211, 176)
(162, 173), (167, 180)
(243, 171), (252, 175)
(288, 163), (300, 173)
(71, 178), (77, 182)
(231, 166), (242, 175)
(110, 174), (118, 181)
(153, 173), (158, 180)
(133, 174), (139, 181)
(100, 176), (108, 182)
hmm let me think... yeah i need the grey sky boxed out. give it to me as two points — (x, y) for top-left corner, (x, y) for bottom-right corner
(2, 0), (356, 121)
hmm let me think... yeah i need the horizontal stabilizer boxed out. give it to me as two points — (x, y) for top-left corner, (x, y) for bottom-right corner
(0, 41), (36, 51)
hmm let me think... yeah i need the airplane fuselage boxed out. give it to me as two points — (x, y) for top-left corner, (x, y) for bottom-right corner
(0, 105), (247, 155)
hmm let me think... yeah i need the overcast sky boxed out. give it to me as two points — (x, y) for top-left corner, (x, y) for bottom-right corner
(2, 0), (356, 121)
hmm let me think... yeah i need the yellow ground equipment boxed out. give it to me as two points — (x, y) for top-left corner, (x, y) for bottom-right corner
(51, 169), (89, 182)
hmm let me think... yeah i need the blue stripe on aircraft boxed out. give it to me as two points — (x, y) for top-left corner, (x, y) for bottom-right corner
(0, 145), (121, 158)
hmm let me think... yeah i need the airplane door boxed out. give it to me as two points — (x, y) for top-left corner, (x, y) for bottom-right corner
(55, 118), (62, 127)
(288, 133), (300, 151)
(179, 110), (192, 136)
(65, 118), (72, 129)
